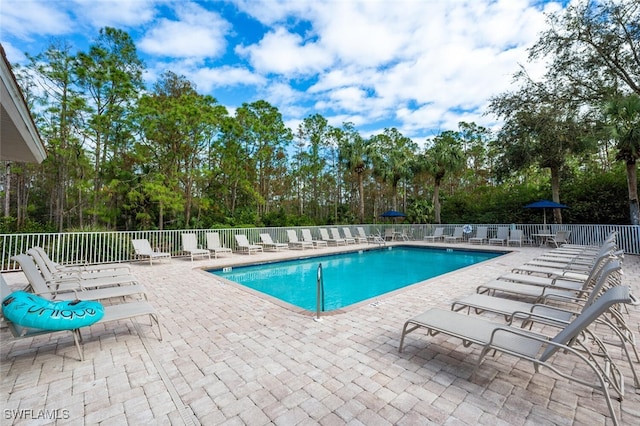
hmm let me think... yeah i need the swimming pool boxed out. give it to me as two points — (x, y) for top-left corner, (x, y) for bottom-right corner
(210, 246), (503, 312)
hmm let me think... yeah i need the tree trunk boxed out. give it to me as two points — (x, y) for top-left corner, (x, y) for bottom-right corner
(358, 172), (364, 223)
(550, 166), (563, 224)
(627, 160), (639, 225)
(3, 162), (9, 217)
(392, 182), (398, 211)
(433, 180), (442, 224)
(158, 202), (164, 230)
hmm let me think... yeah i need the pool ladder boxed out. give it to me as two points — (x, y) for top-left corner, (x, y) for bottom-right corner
(315, 263), (324, 322)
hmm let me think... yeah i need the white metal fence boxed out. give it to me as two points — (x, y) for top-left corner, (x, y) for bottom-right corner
(1, 223), (638, 272)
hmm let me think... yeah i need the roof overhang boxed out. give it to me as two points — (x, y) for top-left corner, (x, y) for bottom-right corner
(0, 44), (46, 164)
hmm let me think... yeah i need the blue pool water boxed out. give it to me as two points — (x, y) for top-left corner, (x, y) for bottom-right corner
(210, 246), (503, 312)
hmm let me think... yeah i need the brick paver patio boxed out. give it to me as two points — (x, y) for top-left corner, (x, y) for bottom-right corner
(2, 242), (639, 425)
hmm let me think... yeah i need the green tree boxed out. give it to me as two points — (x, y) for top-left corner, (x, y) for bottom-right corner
(369, 128), (417, 213)
(235, 100), (292, 217)
(207, 115), (255, 221)
(24, 42), (90, 231)
(135, 71), (226, 228)
(603, 94), (640, 224)
(294, 114), (330, 219)
(458, 122), (493, 189)
(75, 27), (144, 227)
(420, 131), (465, 224)
(338, 122), (369, 223)
(530, 0), (640, 100)
(489, 77), (593, 224)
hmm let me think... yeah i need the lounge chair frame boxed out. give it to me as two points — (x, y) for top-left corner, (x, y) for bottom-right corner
(332, 228), (355, 245)
(1, 271), (161, 362)
(235, 234), (263, 254)
(206, 232), (233, 258)
(424, 227), (444, 243)
(259, 233), (289, 251)
(13, 254), (148, 302)
(319, 228), (345, 246)
(286, 230), (314, 250)
(468, 227), (488, 245)
(181, 233), (211, 262)
(343, 227), (366, 244)
(357, 227), (385, 245)
(444, 227), (464, 243)
(30, 246), (131, 275)
(488, 227), (509, 245)
(399, 286), (637, 426)
(302, 229), (328, 248)
(131, 239), (171, 265)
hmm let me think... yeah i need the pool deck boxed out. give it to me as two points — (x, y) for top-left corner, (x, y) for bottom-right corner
(2, 241), (639, 425)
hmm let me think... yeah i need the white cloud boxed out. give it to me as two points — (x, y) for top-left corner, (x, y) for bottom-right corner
(145, 60), (265, 93)
(2, 0), (565, 141)
(236, 27), (332, 75)
(191, 66), (266, 91)
(138, 2), (231, 58)
(0, 42), (26, 63)
(230, 0), (313, 26)
(71, 0), (157, 29)
(1, 1), (73, 39)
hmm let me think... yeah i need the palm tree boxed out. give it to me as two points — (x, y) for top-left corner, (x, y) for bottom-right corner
(422, 131), (465, 224)
(338, 122), (369, 223)
(604, 94), (640, 225)
(369, 128), (417, 213)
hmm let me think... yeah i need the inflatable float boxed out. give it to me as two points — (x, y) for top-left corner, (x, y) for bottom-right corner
(2, 291), (104, 331)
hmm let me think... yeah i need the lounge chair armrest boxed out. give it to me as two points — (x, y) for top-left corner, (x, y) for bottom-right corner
(488, 325), (548, 345)
(506, 309), (573, 327)
(529, 303), (581, 317)
(538, 293), (587, 304)
(31, 289), (56, 297)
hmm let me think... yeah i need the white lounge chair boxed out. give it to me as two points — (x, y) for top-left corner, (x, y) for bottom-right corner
(444, 227), (464, 243)
(488, 227), (509, 245)
(206, 232), (233, 258)
(131, 239), (171, 265)
(424, 227), (444, 242)
(398, 229), (411, 241)
(476, 251), (621, 302)
(507, 229), (523, 246)
(1, 271), (161, 362)
(357, 227), (384, 245)
(319, 228), (345, 246)
(181, 233), (211, 262)
(549, 230), (571, 247)
(302, 229), (328, 248)
(524, 242), (617, 272)
(399, 286), (637, 426)
(30, 246), (130, 276)
(286, 230), (314, 250)
(27, 247), (132, 286)
(468, 227), (488, 245)
(332, 228), (354, 245)
(384, 228), (395, 241)
(259, 233), (289, 251)
(452, 259), (640, 373)
(13, 254), (147, 302)
(234, 234), (263, 254)
(27, 248), (139, 292)
(343, 227), (366, 244)
(455, 259), (621, 324)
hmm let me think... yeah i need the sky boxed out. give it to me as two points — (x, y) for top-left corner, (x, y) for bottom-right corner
(0, 0), (567, 143)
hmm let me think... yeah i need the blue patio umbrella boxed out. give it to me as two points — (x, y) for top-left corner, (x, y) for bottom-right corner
(380, 210), (407, 218)
(523, 200), (569, 225)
